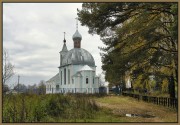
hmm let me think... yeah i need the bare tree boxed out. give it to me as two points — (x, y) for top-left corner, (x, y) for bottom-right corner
(14, 83), (27, 93)
(38, 80), (46, 95)
(3, 84), (9, 94)
(3, 49), (14, 85)
(27, 84), (37, 94)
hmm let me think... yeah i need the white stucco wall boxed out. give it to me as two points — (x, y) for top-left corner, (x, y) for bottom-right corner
(46, 81), (56, 94)
(47, 64), (99, 94)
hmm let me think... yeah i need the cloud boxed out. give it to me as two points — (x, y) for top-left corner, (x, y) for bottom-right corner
(3, 3), (105, 86)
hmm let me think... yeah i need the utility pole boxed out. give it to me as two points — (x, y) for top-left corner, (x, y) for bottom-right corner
(18, 75), (20, 94)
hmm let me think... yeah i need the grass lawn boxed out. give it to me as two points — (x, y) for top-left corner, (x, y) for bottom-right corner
(93, 95), (177, 122)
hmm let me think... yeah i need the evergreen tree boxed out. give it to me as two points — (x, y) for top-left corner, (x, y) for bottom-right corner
(78, 3), (177, 97)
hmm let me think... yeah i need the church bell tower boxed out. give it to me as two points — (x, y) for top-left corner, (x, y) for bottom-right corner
(60, 32), (68, 66)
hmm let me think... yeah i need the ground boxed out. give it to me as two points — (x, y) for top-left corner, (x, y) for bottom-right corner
(93, 95), (177, 122)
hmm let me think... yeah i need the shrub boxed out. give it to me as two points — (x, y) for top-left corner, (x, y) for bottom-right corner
(3, 93), (100, 122)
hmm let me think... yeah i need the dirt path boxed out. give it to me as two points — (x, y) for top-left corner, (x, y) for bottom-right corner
(94, 96), (177, 122)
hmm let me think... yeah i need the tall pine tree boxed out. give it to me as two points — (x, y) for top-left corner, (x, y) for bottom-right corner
(78, 3), (177, 97)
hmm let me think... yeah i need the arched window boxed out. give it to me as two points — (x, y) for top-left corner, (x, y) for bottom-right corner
(68, 69), (70, 84)
(64, 68), (66, 85)
(56, 85), (59, 91)
(86, 77), (88, 84)
(61, 71), (62, 85)
(60, 55), (62, 65)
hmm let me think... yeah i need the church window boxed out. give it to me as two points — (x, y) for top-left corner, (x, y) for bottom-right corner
(64, 68), (66, 85)
(86, 77), (88, 84)
(50, 85), (51, 91)
(61, 71), (62, 85)
(56, 85), (59, 91)
(60, 55), (62, 65)
(93, 77), (94, 84)
(68, 69), (70, 84)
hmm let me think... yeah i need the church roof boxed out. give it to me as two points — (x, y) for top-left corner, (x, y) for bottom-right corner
(80, 65), (93, 71)
(61, 48), (95, 67)
(46, 73), (60, 83)
(61, 43), (68, 52)
(72, 30), (82, 40)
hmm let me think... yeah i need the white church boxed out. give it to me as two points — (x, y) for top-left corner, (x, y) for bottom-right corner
(46, 25), (100, 94)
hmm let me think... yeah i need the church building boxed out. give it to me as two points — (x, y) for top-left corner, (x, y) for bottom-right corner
(46, 25), (100, 94)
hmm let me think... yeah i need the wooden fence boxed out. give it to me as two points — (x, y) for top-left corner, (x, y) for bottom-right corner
(122, 92), (178, 109)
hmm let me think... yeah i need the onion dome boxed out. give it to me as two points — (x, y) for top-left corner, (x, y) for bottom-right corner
(72, 30), (82, 41)
(61, 48), (95, 67)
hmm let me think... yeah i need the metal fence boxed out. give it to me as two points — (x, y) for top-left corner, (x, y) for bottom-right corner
(122, 92), (178, 109)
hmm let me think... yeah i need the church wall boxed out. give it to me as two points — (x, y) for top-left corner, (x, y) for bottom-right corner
(80, 70), (95, 93)
(46, 81), (56, 94)
(81, 71), (85, 89)
(47, 82), (52, 94)
(77, 76), (83, 92)
(72, 65), (83, 73)
(72, 65), (84, 90)
(59, 67), (64, 91)
(59, 68), (62, 85)
(59, 65), (88, 93)
(60, 51), (67, 66)
(59, 65), (71, 89)
(59, 65), (96, 86)
(91, 71), (96, 88)
(57, 64), (99, 94)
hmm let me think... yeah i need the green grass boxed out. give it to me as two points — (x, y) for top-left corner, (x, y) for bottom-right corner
(48, 108), (128, 122)
(2, 94), (177, 122)
(94, 95), (177, 122)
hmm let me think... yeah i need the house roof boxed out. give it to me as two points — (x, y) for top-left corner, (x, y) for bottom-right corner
(46, 73), (60, 83)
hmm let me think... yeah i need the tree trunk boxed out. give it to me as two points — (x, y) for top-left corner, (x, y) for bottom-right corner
(168, 74), (175, 98)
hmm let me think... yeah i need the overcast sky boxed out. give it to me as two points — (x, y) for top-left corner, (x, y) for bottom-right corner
(3, 3), (105, 88)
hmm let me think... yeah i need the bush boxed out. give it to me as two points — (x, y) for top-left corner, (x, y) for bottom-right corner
(3, 93), (100, 122)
